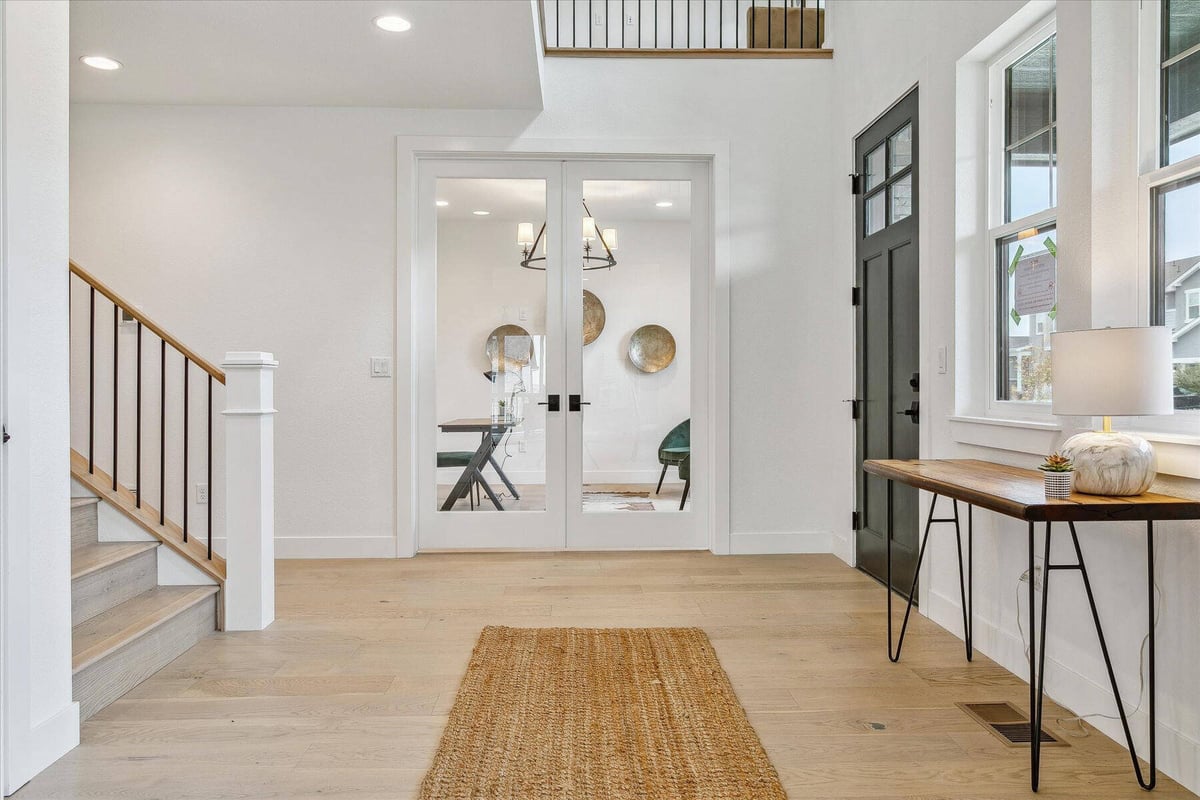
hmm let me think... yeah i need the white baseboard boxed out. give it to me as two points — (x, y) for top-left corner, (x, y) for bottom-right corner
(3, 702), (79, 796)
(729, 530), (832, 555)
(832, 531), (855, 566)
(927, 590), (1200, 795)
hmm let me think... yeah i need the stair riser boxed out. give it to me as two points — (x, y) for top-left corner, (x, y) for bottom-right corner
(72, 549), (158, 626)
(71, 503), (99, 549)
(74, 592), (217, 721)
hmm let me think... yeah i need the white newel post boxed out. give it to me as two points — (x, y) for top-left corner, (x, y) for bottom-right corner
(222, 351), (277, 631)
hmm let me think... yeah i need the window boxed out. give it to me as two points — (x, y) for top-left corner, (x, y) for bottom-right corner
(990, 22), (1058, 405)
(1005, 33), (1057, 221)
(862, 122), (913, 236)
(1151, 174), (1200, 411)
(997, 225), (1057, 402)
(1161, 0), (1200, 166)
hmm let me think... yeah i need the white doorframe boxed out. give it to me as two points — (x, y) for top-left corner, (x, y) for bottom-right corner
(394, 136), (731, 557)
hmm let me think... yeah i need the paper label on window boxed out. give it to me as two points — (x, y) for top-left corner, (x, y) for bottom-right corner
(1014, 252), (1056, 315)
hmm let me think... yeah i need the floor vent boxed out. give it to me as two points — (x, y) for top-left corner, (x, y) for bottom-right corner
(956, 702), (1066, 748)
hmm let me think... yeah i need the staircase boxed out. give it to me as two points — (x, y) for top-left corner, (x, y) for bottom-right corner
(70, 495), (218, 720)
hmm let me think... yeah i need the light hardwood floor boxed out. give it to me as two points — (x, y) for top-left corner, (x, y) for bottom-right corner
(16, 552), (1195, 799)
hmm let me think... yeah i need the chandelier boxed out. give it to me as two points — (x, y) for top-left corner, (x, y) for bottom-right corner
(517, 200), (617, 271)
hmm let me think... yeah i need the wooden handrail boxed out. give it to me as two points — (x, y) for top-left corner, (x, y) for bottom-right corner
(69, 260), (225, 384)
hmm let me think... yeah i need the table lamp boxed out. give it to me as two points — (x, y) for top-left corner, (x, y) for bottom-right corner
(1051, 327), (1174, 495)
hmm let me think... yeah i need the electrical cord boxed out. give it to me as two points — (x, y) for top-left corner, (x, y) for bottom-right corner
(1014, 541), (1161, 739)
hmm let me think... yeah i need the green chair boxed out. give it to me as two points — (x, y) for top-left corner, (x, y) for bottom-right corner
(655, 419), (690, 495)
(438, 451), (481, 509)
(677, 455), (690, 510)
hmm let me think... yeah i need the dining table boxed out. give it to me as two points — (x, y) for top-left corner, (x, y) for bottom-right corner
(438, 418), (521, 511)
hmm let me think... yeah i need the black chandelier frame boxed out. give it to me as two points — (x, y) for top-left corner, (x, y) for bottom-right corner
(520, 199), (616, 271)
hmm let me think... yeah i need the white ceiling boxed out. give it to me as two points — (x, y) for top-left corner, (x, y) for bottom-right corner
(435, 179), (693, 222)
(70, 0), (544, 108)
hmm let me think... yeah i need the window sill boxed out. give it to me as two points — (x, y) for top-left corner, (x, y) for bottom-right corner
(1126, 431), (1200, 480)
(948, 414), (1062, 456)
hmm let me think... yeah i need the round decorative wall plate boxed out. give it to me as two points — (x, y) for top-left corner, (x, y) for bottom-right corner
(485, 324), (532, 370)
(628, 324), (676, 373)
(583, 290), (606, 346)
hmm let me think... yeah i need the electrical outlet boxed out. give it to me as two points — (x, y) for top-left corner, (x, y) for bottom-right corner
(594, 10), (603, 25)
(196, 483), (209, 505)
(937, 345), (947, 374)
(518, 440), (527, 453)
(626, 12), (635, 25)
(1019, 558), (1045, 590)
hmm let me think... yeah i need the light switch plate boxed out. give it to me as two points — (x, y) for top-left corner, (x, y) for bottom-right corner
(937, 345), (947, 374)
(370, 357), (392, 378)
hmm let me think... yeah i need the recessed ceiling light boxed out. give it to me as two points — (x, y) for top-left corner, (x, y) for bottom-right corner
(655, 201), (673, 208)
(472, 210), (490, 216)
(80, 55), (122, 71)
(374, 15), (412, 32)
(436, 200), (449, 207)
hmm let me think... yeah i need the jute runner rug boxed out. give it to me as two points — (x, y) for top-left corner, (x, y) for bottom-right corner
(419, 626), (786, 800)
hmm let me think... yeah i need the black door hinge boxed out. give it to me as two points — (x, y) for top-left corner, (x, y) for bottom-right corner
(849, 172), (864, 195)
(851, 286), (861, 306)
(2, 426), (9, 444)
(851, 510), (860, 530)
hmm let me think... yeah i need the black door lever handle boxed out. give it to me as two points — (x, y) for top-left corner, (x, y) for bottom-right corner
(568, 394), (591, 412)
(537, 394), (561, 412)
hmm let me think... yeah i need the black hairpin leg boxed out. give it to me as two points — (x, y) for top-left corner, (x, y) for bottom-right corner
(1028, 520), (1156, 792)
(887, 493), (973, 663)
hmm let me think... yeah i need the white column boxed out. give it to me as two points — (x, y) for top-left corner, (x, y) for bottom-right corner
(221, 351), (277, 631)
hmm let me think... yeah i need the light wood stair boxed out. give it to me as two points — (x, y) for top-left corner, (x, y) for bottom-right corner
(70, 498), (218, 720)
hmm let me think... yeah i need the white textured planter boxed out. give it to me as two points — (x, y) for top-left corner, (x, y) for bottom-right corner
(1042, 471), (1073, 499)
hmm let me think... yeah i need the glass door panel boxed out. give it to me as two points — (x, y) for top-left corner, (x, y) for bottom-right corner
(563, 162), (710, 550)
(417, 162), (565, 551)
(435, 178), (549, 514)
(576, 179), (692, 514)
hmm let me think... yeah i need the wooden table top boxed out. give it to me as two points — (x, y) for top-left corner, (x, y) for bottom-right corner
(438, 418), (514, 433)
(863, 459), (1200, 523)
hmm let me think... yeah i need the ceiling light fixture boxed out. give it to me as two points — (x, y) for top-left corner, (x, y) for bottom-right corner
(473, 210), (491, 216)
(518, 200), (616, 272)
(436, 200), (449, 207)
(655, 200), (673, 208)
(80, 55), (122, 71)
(374, 15), (412, 32)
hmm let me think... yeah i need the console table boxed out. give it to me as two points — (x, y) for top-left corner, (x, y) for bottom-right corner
(863, 458), (1200, 792)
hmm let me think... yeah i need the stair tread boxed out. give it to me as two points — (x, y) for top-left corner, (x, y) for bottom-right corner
(72, 586), (218, 674)
(71, 496), (100, 508)
(71, 540), (159, 581)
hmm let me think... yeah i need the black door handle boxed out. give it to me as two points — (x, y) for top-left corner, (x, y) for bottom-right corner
(537, 394), (560, 412)
(568, 394), (591, 412)
(895, 401), (919, 422)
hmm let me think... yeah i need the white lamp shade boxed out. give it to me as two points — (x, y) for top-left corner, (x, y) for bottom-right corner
(581, 216), (597, 242)
(1051, 327), (1174, 417)
(601, 228), (617, 251)
(517, 222), (535, 247)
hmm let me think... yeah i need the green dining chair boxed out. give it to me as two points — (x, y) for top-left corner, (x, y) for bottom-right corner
(678, 455), (690, 510)
(655, 419), (690, 495)
(438, 451), (481, 509)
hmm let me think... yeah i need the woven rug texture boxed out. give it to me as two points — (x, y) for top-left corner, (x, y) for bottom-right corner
(418, 626), (787, 800)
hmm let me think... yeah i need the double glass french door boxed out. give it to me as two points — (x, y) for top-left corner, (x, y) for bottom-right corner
(416, 158), (710, 551)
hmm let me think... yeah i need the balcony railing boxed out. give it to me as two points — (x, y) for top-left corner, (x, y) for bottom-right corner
(541, 0), (828, 56)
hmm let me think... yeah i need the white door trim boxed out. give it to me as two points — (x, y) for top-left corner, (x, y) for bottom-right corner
(394, 136), (731, 557)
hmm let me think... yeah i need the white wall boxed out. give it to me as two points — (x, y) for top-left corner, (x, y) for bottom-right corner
(1, 1), (79, 794)
(436, 217), (691, 486)
(831, 1), (1200, 792)
(70, 55), (839, 557)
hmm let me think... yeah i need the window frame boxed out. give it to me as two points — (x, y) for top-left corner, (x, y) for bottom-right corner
(986, 16), (1059, 419)
(1136, 0), (1200, 434)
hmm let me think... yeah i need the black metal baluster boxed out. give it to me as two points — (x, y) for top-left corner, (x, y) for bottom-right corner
(703, 0), (706, 47)
(687, 0), (690, 46)
(89, 287), (95, 474)
(183, 358), (189, 542)
(555, 0), (560, 46)
(621, 0), (625, 46)
(671, 0), (674, 47)
(736, 0), (740, 47)
(136, 321), (142, 508)
(654, 0), (658, 47)
(605, 0), (609, 46)
(112, 304), (119, 491)
(750, 0), (755, 47)
(719, 0), (722, 47)
(784, 0), (788, 48)
(159, 339), (165, 526)
(572, 0), (576, 46)
(589, 0), (593, 46)
(767, 0), (771, 48)
(638, 0), (642, 46)
(207, 376), (213, 560)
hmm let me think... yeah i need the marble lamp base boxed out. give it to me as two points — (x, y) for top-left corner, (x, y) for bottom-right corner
(1061, 431), (1157, 496)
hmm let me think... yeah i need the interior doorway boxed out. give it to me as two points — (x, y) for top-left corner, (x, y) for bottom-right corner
(853, 88), (921, 593)
(414, 157), (712, 551)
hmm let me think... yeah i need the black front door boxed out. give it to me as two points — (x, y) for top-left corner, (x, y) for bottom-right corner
(854, 88), (920, 595)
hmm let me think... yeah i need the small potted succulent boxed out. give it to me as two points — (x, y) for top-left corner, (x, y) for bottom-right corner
(1038, 452), (1074, 499)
